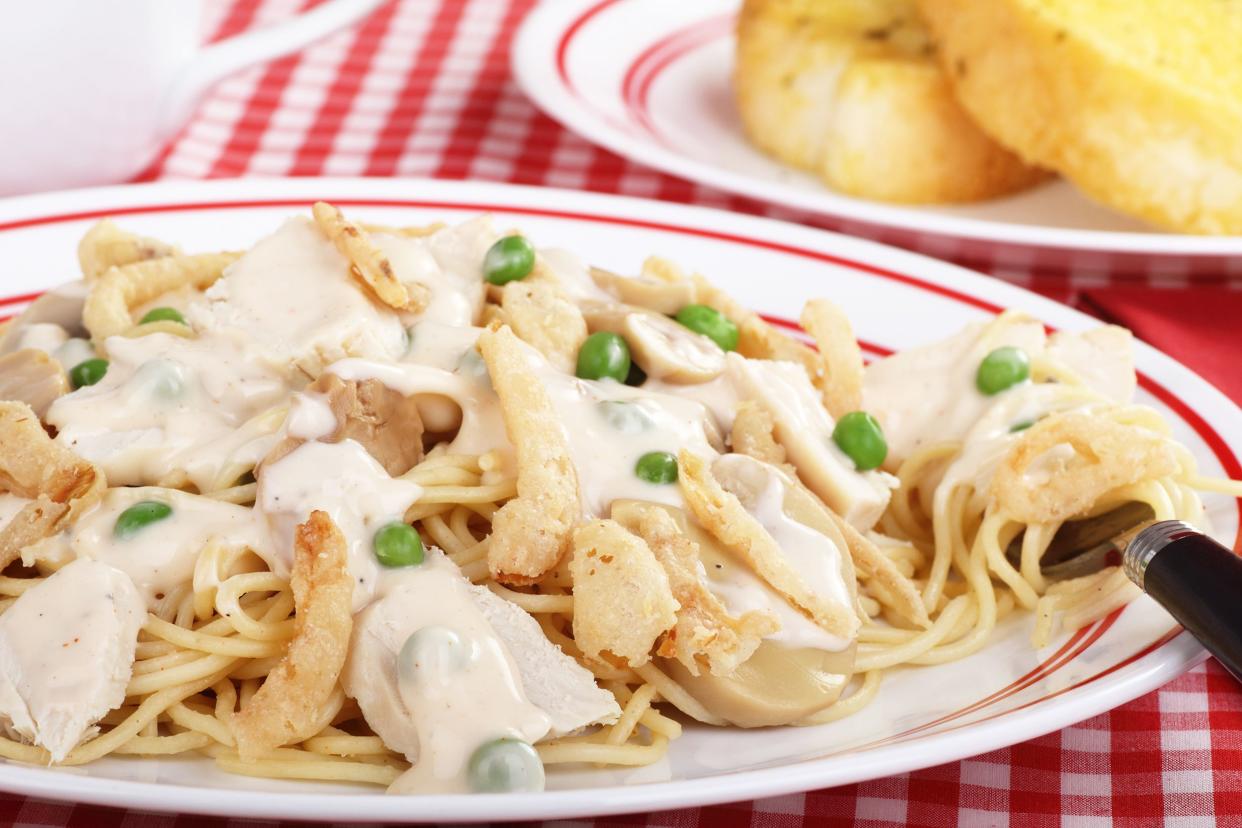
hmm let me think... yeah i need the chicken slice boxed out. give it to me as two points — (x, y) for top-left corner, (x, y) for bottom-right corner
(0, 559), (143, 762)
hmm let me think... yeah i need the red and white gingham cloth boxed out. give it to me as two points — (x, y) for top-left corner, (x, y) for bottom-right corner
(8, 1), (1241, 824)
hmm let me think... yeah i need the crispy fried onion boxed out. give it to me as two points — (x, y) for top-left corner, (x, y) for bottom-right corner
(612, 500), (777, 676)
(730, 400), (787, 467)
(231, 510), (353, 759)
(358, 220), (446, 238)
(500, 280), (588, 374)
(83, 251), (240, 341)
(678, 450), (858, 641)
(311, 202), (428, 313)
(689, 275), (822, 383)
(726, 428), (928, 629)
(477, 324), (581, 584)
(991, 409), (1180, 524)
(77, 219), (179, 281)
(800, 299), (863, 419)
(833, 521), (930, 629)
(0, 401), (104, 569)
(569, 519), (679, 668)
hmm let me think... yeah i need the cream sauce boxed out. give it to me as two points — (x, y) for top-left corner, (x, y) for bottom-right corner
(537, 248), (615, 303)
(327, 358), (508, 457)
(53, 338), (96, 373)
(29, 486), (269, 608)
(285, 392), (338, 441)
(710, 454), (855, 651)
(403, 322), (484, 372)
(189, 217), (407, 373)
(256, 439), (423, 610)
(375, 218), (493, 329)
(645, 373), (739, 434)
(343, 555), (550, 795)
(863, 315), (1046, 469)
(727, 354), (895, 529)
(706, 559), (844, 651)
(0, 558), (144, 761)
(535, 364), (721, 517)
(47, 331), (287, 491)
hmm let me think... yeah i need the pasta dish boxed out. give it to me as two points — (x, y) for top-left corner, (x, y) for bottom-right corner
(0, 205), (1235, 794)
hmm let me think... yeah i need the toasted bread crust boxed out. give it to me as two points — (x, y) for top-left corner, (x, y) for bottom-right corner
(917, 0), (1242, 233)
(734, 0), (1044, 204)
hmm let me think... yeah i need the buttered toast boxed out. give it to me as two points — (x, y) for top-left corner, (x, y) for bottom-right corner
(918, 0), (1242, 234)
(733, 0), (1045, 204)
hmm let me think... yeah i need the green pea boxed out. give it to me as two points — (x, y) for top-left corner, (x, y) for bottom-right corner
(373, 522), (424, 568)
(576, 332), (631, 382)
(138, 306), (187, 326)
(69, 358), (108, 389)
(398, 626), (476, 685)
(635, 451), (678, 484)
(483, 235), (536, 285)
(831, 411), (887, 471)
(596, 400), (655, 434)
(976, 346), (1030, 395)
(455, 348), (490, 384)
(674, 304), (739, 352)
(1010, 419), (1037, 433)
(114, 501), (173, 538)
(134, 359), (186, 399)
(467, 738), (545, 793)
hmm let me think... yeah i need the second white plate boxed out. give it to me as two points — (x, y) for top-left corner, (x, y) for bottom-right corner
(512, 0), (1242, 270)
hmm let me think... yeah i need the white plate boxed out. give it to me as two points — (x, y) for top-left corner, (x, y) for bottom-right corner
(0, 177), (1237, 823)
(511, 0), (1242, 269)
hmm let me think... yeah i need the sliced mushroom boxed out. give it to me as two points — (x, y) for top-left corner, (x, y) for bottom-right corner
(0, 349), (69, 418)
(589, 266), (698, 315)
(617, 489), (858, 727)
(0, 282), (88, 354)
(660, 641), (853, 728)
(264, 374), (424, 477)
(583, 303), (724, 384)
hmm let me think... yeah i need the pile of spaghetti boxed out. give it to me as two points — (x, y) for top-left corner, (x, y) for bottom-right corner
(0, 205), (1236, 795)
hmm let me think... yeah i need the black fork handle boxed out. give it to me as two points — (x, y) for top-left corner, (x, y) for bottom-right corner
(1125, 521), (1242, 684)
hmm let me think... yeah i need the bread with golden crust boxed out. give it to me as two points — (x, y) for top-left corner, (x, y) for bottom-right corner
(733, 0), (1045, 204)
(917, 0), (1242, 233)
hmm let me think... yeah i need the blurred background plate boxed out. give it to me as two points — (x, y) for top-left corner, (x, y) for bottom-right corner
(0, 177), (1237, 822)
(512, 0), (1242, 274)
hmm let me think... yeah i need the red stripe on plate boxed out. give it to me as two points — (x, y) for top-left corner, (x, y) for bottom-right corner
(0, 291), (43, 309)
(619, 14), (733, 146)
(554, 0), (625, 97)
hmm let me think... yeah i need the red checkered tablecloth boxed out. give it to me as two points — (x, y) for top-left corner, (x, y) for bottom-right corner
(6, 0), (1242, 824)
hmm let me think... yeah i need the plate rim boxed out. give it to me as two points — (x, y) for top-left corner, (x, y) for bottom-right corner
(510, 0), (1242, 258)
(0, 175), (1235, 822)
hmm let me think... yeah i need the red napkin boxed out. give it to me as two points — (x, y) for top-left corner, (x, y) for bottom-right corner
(1078, 287), (1242, 405)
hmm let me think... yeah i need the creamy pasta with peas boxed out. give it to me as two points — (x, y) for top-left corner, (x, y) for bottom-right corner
(0, 205), (1235, 795)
